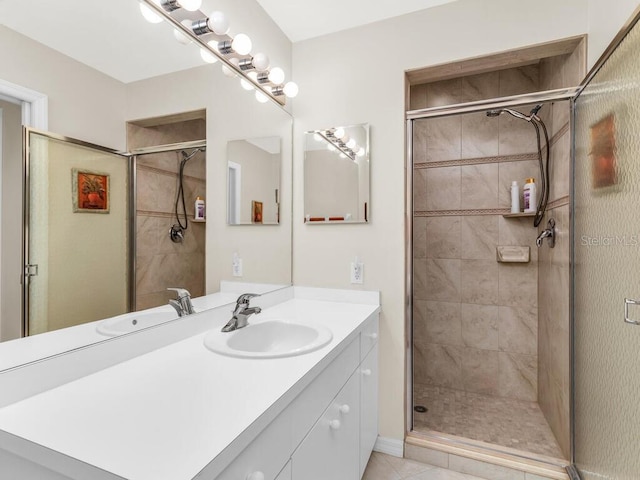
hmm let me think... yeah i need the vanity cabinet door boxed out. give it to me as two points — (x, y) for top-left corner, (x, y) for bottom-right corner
(359, 343), (378, 479)
(291, 370), (360, 480)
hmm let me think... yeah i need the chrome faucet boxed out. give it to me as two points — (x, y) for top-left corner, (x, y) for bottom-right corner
(536, 218), (556, 248)
(167, 288), (195, 317)
(221, 293), (262, 332)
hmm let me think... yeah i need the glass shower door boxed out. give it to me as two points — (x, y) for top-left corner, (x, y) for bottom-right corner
(25, 130), (131, 336)
(573, 14), (640, 480)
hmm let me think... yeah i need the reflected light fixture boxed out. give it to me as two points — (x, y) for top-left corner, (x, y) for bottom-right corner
(138, 0), (298, 106)
(313, 129), (364, 162)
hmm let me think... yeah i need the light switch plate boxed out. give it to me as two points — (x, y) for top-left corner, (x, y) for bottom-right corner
(350, 262), (364, 284)
(232, 258), (243, 277)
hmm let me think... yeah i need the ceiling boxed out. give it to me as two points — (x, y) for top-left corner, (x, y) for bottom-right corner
(0, 0), (458, 84)
(255, 0), (459, 42)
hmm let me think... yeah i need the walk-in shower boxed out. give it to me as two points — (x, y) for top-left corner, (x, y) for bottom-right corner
(408, 64), (576, 465)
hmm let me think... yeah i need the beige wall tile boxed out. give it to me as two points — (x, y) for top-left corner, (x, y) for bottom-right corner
(413, 258), (429, 301)
(461, 347), (499, 395)
(426, 167), (462, 210)
(461, 113), (499, 159)
(422, 344), (464, 389)
(426, 216), (461, 259)
(498, 352), (537, 401)
(418, 302), (462, 346)
(411, 84), (429, 111)
(425, 258), (462, 302)
(414, 218), (427, 259)
(549, 132), (570, 202)
(413, 120), (429, 163)
(499, 65), (539, 97)
(427, 78), (462, 107)
(551, 100), (570, 138)
(461, 303), (499, 350)
(136, 215), (159, 258)
(414, 169), (428, 212)
(426, 117), (462, 162)
(461, 215), (499, 260)
(461, 259), (499, 305)
(461, 164), (499, 209)
(498, 263), (538, 308)
(498, 110), (539, 156)
(498, 216), (538, 261)
(460, 72), (500, 103)
(498, 306), (537, 355)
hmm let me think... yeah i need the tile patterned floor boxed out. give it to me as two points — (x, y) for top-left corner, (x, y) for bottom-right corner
(363, 452), (485, 480)
(413, 384), (564, 459)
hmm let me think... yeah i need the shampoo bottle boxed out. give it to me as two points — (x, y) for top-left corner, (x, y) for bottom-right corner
(510, 181), (520, 213)
(195, 196), (205, 220)
(523, 178), (537, 213)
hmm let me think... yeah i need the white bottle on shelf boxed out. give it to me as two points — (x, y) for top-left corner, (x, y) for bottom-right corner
(194, 196), (205, 220)
(510, 181), (520, 213)
(523, 178), (537, 213)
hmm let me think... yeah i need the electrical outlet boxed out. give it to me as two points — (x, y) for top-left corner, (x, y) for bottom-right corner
(350, 261), (364, 284)
(232, 255), (243, 277)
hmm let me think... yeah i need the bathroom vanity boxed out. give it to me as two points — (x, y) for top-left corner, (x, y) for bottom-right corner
(0, 287), (380, 480)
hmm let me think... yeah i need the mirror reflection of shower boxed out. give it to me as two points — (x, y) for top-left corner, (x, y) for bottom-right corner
(170, 147), (206, 243)
(486, 104), (550, 226)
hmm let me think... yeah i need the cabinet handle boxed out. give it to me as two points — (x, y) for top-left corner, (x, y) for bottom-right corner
(246, 472), (265, 480)
(329, 419), (341, 430)
(624, 298), (640, 325)
(339, 404), (351, 414)
(362, 369), (372, 377)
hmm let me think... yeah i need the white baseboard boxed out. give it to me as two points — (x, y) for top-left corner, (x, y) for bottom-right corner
(373, 436), (404, 458)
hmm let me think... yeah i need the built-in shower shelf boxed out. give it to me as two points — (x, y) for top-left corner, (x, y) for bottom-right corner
(192, 218), (206, 223)
(503, 212), (535, 218)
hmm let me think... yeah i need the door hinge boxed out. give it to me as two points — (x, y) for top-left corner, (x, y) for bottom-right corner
(25, 264), (39, 277)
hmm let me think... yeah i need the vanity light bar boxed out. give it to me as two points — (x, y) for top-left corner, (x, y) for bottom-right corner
(316, 130), (358, 161)
(138, 0), (298, 107)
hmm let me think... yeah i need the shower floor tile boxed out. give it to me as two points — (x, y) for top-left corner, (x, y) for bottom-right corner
(413, 383), (565, 459)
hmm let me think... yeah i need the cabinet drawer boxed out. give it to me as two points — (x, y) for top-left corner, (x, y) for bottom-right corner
(360, 314), (379, 361)
(217, 409), (292, 480)
(290, 337), (359, 446)
(291, 370), (360, 480)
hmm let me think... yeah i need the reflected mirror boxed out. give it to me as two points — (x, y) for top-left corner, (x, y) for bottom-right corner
(227, 137), (281, 225)
(304, 124), (370, 223)
(0, 0), (293, 370)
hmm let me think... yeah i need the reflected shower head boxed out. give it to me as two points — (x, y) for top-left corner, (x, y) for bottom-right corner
(486, 107), (532, 122)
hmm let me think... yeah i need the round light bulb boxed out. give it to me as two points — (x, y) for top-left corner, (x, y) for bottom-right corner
(252, 53), (270, 71)
(283, 81), (299, 98)
(200, 41), (219, 64)
(232, 33), (252, 56)
(173, 20), (192, 45)
(334, 127), (345, 139)
(222, 58), (239, 77)
(313, 133), (322, 142)
(207, 11), (229, 35)
(248, 71), (258, 81)
(139, 0), (162, 24)
(240, 78), (254, 91)
(179, 0), (201, 11)
(268, 67), (285, 85)
(255, 91), (269, 103)
(357, 147), (365, 157)
(327, 144), (336, 152)
(346, 138), (357, 149)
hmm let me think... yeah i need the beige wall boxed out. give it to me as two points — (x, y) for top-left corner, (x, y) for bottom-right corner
(292, 0), (589, 442)
(588, 0), (640, 69)
(0, 100), (22, 341)
(227, 140), (280, 224)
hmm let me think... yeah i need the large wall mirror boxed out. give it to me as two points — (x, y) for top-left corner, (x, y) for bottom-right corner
(0, 0), (293, 371)
(227, 137), (281, 225)
(304, 123), (370, 223)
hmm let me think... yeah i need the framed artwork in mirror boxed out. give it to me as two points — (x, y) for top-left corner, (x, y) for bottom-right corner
(252, 200), (263, 223)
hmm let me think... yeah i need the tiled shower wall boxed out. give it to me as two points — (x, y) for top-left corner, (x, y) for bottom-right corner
(412, 66), (542, 403)
(127, 119), (207, 311)
(535, 42), (586, 458)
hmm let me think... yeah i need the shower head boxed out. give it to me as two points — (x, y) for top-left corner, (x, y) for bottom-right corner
(485, 107), (533, 122)
(180, 147), (205, 163)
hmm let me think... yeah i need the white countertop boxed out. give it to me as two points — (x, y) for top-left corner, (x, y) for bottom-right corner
(0, 295), (379, 480)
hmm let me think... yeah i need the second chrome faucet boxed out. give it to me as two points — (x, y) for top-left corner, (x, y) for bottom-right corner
(221, 293), (262, 332)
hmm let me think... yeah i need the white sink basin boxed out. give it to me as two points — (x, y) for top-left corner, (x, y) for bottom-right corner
(96, 310), (180, 337)
(203, 320), (333, 359)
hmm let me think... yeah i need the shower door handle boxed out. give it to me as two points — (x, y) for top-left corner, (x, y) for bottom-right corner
(624, 298), (640, 325)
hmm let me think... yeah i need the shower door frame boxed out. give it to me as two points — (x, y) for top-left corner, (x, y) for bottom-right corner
(404, 87), (579, 467)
